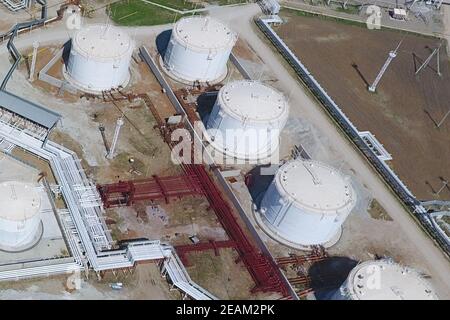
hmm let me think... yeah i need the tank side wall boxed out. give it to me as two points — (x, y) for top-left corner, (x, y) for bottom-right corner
(0, 215), (41, 247)
(67, 47), (132, 91)
(260, 181), (344, 246)
(164, 36), (232, 82)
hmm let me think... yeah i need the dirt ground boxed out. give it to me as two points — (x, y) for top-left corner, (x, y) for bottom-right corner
(276, 10), (450, 201)
(186, 249), (275, 300)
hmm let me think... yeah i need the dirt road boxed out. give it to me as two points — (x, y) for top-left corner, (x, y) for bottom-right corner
(209, 4), (450, 298)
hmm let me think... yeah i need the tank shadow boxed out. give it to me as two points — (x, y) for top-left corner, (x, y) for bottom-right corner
(62, 40), (72, 67)
(245, 165), (279, 209)
(308, 256), (358, 300)
(155, 30), (172, 57)
(196, 91), (218, 124)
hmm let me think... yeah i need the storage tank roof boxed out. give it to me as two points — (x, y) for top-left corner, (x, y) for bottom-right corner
(73, 24), (133, 60)
(173, 16), (237, 51)
(218, 80), (288, 122)
(275, 160), (354, 214)
(347, 260), (438, 300)
(0, 181), (41, 221)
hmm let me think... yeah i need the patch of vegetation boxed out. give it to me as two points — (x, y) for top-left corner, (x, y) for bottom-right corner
(112, 152), (147, 175)
(109, 0), (180, 26)
(335, 5), (360, 15)
(107, 210), (125, 241)
(368, 198), (393, 221)
(151, 0), (203, 11)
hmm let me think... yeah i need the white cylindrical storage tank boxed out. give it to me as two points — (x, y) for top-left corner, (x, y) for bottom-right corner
(0, 181), (42, 252)
(65, 24), (134, 93)
(258, 159), (356, 249)
(206, 80), (289, 161)
(332, 260), (438, 300)
(163, 16), (237, 84)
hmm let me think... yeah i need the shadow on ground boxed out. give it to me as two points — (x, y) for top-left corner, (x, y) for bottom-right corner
(309, 256), (358, 300)
(156, 30), (172, 56)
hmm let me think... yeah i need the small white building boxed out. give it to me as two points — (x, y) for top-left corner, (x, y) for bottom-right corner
(333, 260), (438, 300)
(258, 159), (356, 249)
(0, 181), (42, 252)
(65, 24), (134, 93)
(163, 16), (237, 84)
(206, 80), (289, 161)
(391, 8), (408, 20)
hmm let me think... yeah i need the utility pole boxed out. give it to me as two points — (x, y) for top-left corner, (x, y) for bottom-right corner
(29, 41), (39, 82)
(415, 42), (442, 77)
(368, 40), (402, 93)
(435, 180), (449, 196)
(436, 109), (450, 128)
(106, 117), (124, 160)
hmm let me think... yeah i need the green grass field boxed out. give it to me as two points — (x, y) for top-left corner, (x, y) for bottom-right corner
(151, 0), (203, 11)
(109, 0), (181, 26)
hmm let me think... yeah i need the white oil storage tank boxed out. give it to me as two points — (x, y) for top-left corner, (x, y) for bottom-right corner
(64, 24), (134, 93)
(206, 80), (289, 161)
(257, 159), (356, 249)
(0, 181), (42, 252)
(162, 16), (237, 84)
(332, 260), (438, 300)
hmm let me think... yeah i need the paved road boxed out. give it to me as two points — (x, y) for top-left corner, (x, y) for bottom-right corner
(209, 4), (450, 298)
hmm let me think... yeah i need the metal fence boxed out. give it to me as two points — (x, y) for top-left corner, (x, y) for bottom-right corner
(255, 17), (450, 256)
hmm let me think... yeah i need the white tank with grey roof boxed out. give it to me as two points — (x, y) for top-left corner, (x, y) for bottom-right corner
(163, 16), (237, 83)
(65, 24), (134, 93)
(206, 80), (289, 161)
(258, 159), (356, 249)
(333, 259), (438, 300)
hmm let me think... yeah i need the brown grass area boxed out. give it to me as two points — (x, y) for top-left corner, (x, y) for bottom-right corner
(277, 11), (450, 200)
(186, 249), (258, 299)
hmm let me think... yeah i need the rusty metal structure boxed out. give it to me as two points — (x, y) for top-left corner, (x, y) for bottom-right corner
(175, 240), (236, 266)
(276, 246), (328, 266)
(97, 174), (204, 208)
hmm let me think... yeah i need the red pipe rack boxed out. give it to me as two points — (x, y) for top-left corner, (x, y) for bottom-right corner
(182, 164), (290, 297)
(97, 174), (204, 208)
(175, 240), (236, 266)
